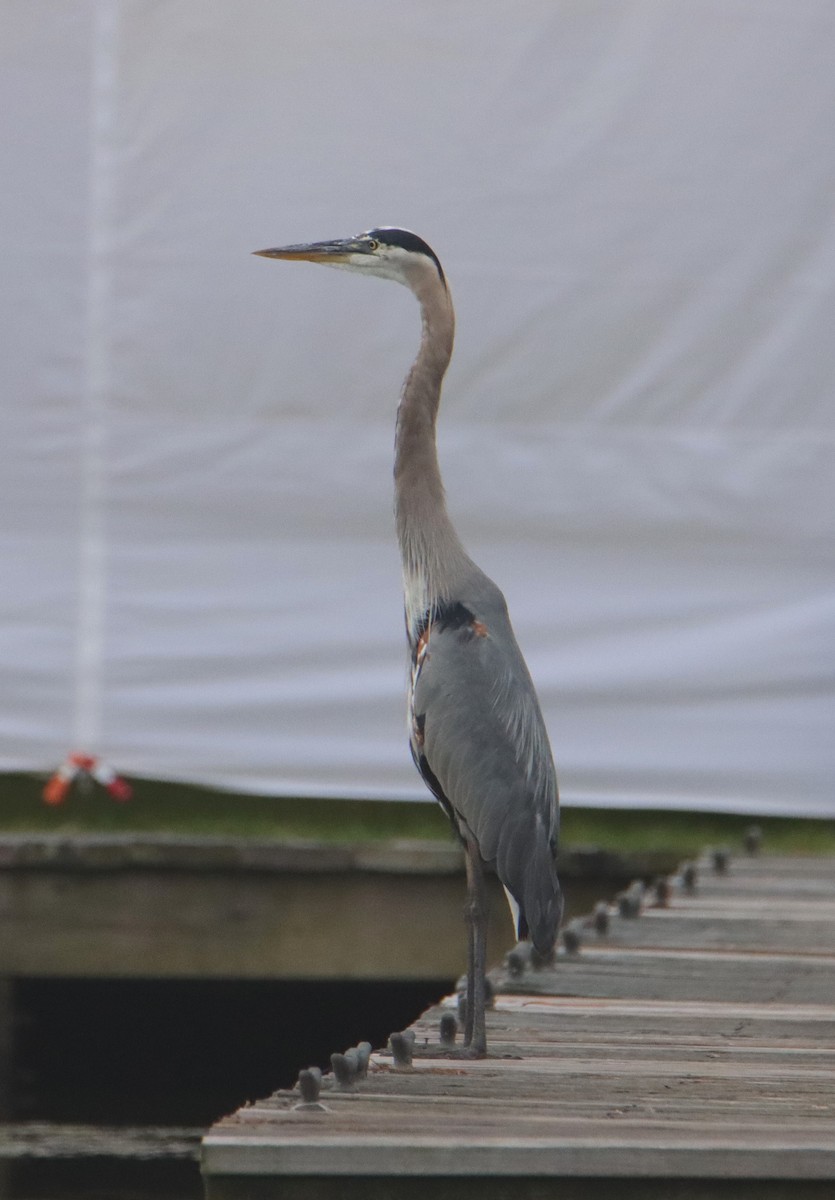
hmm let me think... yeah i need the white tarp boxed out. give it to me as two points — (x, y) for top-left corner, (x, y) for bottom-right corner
(2, 0), (834, 815)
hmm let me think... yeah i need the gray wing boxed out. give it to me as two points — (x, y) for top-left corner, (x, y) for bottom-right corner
(409, 575), (561, 953)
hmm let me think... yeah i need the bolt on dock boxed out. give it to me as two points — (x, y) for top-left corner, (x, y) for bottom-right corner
(202, 851), (835, 1199)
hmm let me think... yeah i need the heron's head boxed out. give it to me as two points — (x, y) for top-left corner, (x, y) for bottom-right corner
(253, 227), (446, 292)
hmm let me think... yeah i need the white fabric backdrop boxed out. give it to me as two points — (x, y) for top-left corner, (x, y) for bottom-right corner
(2, 0), (834, 815)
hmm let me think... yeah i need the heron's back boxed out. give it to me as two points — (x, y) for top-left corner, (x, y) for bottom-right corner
(408, 570), (562, 954)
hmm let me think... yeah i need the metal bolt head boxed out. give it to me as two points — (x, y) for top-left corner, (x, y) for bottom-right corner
(294, 1067), (327, 1110)
(617, 885), (642, 919)
(711, 846), (730, 875)
(628, 879), (645, 904)
(505, 946), (528, 977)
(562, 920), (582, 954)
(389, 1031), (414, 1068)
(744, 825), (762, 855)
(330, 1052), (358, 1090)
(439, 1013), (458, 1048)
(681, 862), (698, 893)
(297, 1066), (322, 1104)
(354, 1041), (372, 1080)
(456, 991), (468, 1024)
(592, 902), (610, 936)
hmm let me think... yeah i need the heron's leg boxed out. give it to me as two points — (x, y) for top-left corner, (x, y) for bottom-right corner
(462, 833), (488, 1056)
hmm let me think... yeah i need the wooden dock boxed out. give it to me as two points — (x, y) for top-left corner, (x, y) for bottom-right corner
(0, 833), (659, 980)
(202, 852), (835, 1199)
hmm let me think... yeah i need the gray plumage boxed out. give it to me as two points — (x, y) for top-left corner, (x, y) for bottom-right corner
(408, 571), (561, 952)
(254, 227), (562, 1054)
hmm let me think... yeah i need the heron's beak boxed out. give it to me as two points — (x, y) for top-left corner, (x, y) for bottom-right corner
(252, 237), (370, 264)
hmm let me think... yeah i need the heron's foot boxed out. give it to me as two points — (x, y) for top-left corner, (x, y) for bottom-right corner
(409, 1039), (489, 1061)
(460, 1042), (488, 1059)
(421, 1044), (488, 1060)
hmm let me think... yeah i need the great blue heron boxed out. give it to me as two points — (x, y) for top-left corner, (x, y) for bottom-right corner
(254, 228), (562, 1055)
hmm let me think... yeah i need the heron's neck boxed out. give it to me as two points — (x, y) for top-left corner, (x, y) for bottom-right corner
(394, 277), (470, 637)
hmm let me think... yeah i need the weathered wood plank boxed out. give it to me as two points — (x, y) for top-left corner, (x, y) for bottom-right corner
(589, 907), (835, 951)
(0, 845), (512, 980)
(690, 864), (835, 896)
(497, 947), (835, 1004)
(0, 835), (631, 980)
(204, 1178), (835, 1200)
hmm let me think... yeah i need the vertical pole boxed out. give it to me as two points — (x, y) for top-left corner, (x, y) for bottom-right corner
(73, 0), (120, 756)
(0, 977), (12, 1120)
(0, 977), (14, 1197)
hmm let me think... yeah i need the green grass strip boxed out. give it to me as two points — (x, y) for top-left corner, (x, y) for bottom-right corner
(1, 772), (832, 855)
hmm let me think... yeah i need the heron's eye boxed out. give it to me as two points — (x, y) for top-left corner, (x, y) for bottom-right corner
(366, 238), (379, 251)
